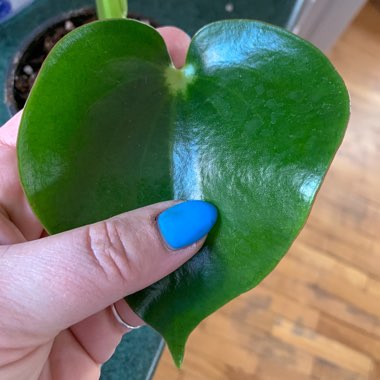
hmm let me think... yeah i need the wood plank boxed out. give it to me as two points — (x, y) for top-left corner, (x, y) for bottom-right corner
(312, 358), (367, 380)
(220, 285), (320, 330)
(253, 359), (316, 380)
(262, 270), (380, 338)
(155, 324), (258, 380)
(317, 314), (380, 362)
(367, 277), (380, 298)
(369, 361), (380, 380)
(317, 273), (380, 319)
(272, 319), (374, 376)
(200, 310), (314, 376)
(289, 242), (368, 289)
(297, 223), (380, 278)
(310, 190), (380, 241)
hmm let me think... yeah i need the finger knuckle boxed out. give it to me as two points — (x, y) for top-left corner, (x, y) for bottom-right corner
(85, 220), (140, 285)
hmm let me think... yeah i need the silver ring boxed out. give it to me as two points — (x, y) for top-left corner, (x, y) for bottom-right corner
(111, 303), (141, 330)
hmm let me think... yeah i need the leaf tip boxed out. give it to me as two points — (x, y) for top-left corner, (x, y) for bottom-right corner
(168, 343), (185, 368)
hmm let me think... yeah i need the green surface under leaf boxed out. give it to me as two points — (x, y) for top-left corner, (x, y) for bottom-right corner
(17, 19), (349, 366)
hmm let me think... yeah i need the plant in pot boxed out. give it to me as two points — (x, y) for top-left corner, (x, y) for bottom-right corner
(6, 0), (159, 114)
(16, 0), (349, 368)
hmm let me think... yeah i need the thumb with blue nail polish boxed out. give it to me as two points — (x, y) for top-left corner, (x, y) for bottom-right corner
(0, 198), (217, 374)
(158, 200), (218, 250)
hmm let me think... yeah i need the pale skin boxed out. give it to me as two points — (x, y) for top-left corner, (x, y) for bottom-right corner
(0, 27), (195, 380)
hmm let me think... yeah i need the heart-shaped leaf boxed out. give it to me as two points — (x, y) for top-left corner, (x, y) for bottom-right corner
(17, 19), (349, 366)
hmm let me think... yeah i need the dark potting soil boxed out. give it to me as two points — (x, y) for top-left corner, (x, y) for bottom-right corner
(12, 9), (158, 111)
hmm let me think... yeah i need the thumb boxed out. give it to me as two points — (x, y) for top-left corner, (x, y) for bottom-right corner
(0, 200), (217, 337)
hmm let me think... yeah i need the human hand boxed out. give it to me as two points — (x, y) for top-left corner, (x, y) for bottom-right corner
(0, 27), (216, 380)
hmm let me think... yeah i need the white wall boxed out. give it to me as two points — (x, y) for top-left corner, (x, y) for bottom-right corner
(288, 0), (367, 51)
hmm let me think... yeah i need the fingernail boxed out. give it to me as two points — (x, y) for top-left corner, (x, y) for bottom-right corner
(157, 200), (218, 250)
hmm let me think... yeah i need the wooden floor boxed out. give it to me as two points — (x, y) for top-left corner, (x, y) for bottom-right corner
(154, 3), (380, 379)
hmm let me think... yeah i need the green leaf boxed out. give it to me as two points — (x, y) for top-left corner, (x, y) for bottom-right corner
(96, 0), (127, 19)
(17, 19), (349, 366)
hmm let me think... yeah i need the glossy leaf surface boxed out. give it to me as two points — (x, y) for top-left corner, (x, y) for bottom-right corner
(17, 19), (349, 366)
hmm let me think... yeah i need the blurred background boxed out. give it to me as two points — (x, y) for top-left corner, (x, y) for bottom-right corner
(1, 0), (379, 379)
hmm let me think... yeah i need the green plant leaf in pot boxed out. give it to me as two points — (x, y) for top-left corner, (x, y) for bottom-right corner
(17, 19), (349, 366)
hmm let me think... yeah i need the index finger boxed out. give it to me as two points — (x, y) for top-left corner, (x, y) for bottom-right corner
(157, 26), (191, 69)
(0, 110), (23, 147)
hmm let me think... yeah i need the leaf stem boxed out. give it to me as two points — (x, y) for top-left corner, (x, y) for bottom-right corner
(95, 0), (128, 20)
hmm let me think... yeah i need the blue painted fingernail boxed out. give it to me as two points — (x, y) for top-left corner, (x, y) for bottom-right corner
(158, 200), (218, 250)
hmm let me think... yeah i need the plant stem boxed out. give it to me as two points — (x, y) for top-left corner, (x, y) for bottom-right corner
(95, 0), (128, 20)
